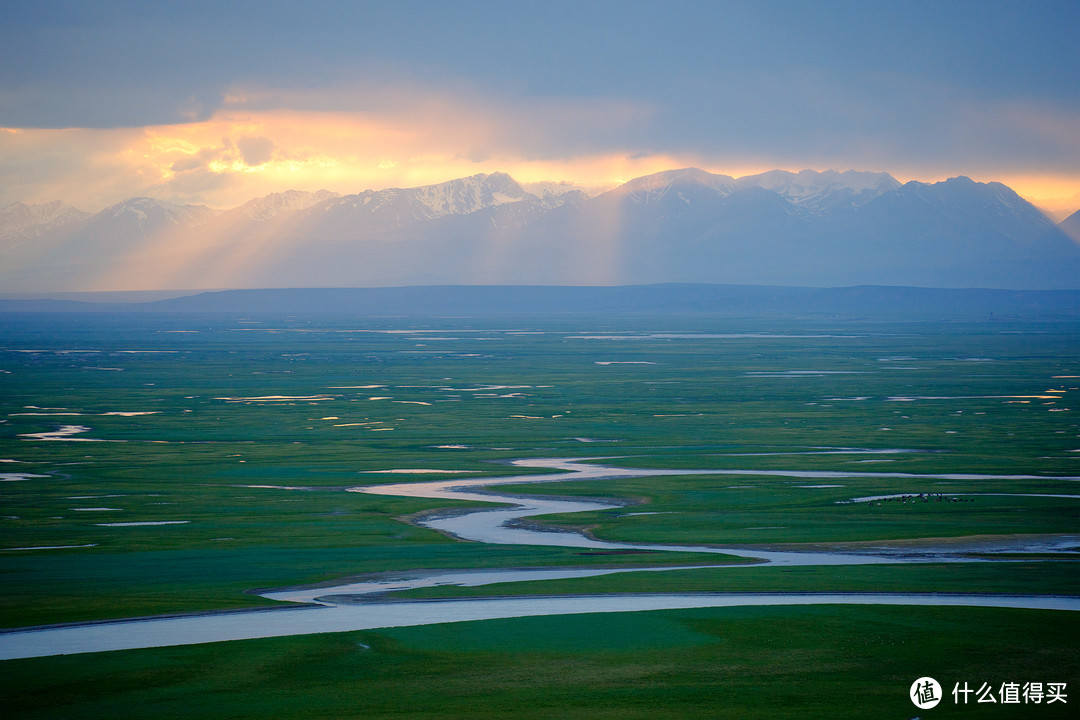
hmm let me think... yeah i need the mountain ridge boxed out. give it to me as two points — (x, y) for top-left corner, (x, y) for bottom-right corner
(0, 200), (92, 242)
(3, 169), (1078, 292)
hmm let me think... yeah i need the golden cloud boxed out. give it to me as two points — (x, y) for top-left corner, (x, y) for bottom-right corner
(0, 80), (670, 210)
(3, 80), (1080, 213)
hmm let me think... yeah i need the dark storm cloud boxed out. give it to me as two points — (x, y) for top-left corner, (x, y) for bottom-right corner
(1, 0), (1078, 198)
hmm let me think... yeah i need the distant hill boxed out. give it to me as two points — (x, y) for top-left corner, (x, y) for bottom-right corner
(1, 284), (1078, 319)
(2, 169), (1078, 292)
(1061, 209), (1080, 244)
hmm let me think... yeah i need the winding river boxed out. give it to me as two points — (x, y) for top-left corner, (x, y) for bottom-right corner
(352, 457), (1080, 564)
(3, 457), (1078, 661)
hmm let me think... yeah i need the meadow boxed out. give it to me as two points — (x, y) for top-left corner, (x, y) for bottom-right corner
(1, 310), (1077, 717)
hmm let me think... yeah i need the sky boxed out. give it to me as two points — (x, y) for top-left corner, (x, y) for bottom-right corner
(2, 0), (1079, 215)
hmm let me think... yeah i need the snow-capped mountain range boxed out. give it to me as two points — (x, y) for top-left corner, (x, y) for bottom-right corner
(612, 167), (901, 214)
(3, 169), (1078, 291)
(0, 200), (91, 242)
(233, 190), (340, 223)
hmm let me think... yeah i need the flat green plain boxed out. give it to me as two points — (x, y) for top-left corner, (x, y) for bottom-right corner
(1, 311), (1078, 717)
(3, 605), (1078, 719)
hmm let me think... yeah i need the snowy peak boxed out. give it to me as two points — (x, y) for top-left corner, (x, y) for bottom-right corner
(408, 171), (528, 216)
(235, 190), (338, 222)
(887, 176), (1056, 232)
(737, 169), (901, 212)
(6, 169), (1075, 294)
(612, 168), (900, 213)
(520, 181), (594, 209)
(743, 169), (899, 194)
(307, 172), (537, 237)
(717, 184), (811, 218)
(334, 172), (528, 221)
(933, 176), (1035, 210)
(0, 200), (90, 241)
(101, 197), (216, 231)
(617, 168), (736, 200)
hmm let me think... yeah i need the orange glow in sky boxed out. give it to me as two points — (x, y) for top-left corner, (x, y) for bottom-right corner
(2, 101), (1079, 214)
(3, 108), (710, 210)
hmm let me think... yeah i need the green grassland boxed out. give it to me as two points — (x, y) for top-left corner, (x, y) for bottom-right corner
(1, 312), (1078, 717)
(3, 605), (1077, 719)
(494, 471), (1080, 545)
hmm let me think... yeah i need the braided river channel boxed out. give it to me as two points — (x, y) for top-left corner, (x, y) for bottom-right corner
(3, 458), (1079, 660)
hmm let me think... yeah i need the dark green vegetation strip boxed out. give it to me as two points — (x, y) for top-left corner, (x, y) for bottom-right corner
(394, 560), (1080, 600)
(3, 605), (1077, 719)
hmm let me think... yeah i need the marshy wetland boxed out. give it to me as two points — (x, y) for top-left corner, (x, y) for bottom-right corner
(1, 312), (1078, 718)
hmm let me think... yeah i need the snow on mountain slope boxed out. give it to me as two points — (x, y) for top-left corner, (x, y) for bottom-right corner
(234, 190), (339, 222)
(737, 169), (901, 212)
(859, 176), (1059, 242)
(332, 172), (525, 220)
(606, 167), (899, 214)
(101, 197), (216, 232)
(521, 181), (601, 208)
(290, 172), (597, 239)
(614, 168), (737, 201)
(291, 172), (533, 238)
(0, 201), (91, 242)
(4, 169), (1077, 292)
(0, 198), (218, 291)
